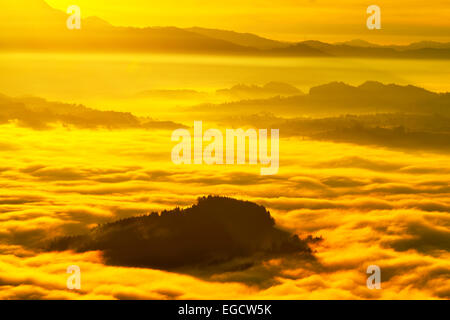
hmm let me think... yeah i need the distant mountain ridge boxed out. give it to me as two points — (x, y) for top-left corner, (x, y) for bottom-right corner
(192, 81), (450, 116)
(186, 27), (291, 50)
(1, 0), (450, 58)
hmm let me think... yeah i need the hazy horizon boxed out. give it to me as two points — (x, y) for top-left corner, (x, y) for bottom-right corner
(43, 0), (450, 44)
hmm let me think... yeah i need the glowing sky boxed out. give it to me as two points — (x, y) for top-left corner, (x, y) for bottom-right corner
(44, 0), (450, 43)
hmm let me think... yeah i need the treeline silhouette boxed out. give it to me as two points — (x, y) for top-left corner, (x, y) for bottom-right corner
(198, 81), (450, 116)
(0, 94), (183, 130)
(48, 196), (314, 270)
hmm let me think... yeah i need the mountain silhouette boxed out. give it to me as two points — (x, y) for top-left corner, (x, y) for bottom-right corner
(0, 93), (184, 130)
(2, 0), (450, 58)
(186, 27), (290, 50)
(47, 196), (314, 271)
(308, 81), (448, 114)
(194, 81), (450, 116)
(338, 40), (450, 50)
(337, 39), (381, 48)
(0, 0), (255, 54)
(280, 40), (450, 59)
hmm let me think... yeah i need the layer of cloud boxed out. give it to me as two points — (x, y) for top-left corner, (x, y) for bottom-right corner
(0, 123), (448, 299)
